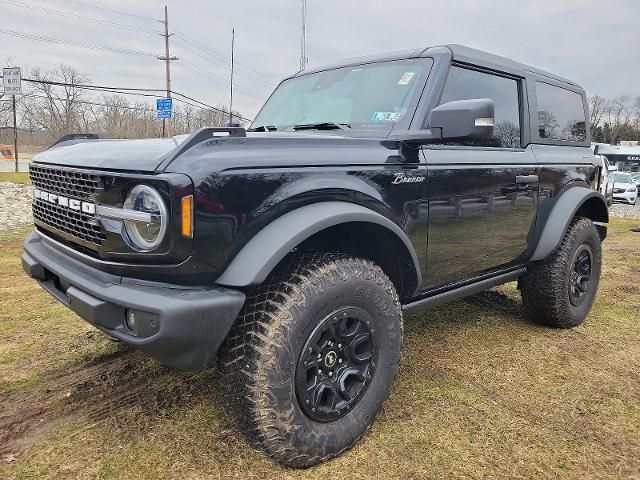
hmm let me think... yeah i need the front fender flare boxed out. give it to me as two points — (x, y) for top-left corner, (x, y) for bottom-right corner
(215, 201), (421, 289)
(531, 187), (608, 262)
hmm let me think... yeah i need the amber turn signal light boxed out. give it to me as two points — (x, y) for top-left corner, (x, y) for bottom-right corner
(181, 195), (193, 238)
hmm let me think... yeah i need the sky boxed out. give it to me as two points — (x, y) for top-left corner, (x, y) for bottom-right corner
(2, 0), (639, 120)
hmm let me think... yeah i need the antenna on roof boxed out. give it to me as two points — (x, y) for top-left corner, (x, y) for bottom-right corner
(229, 27), (235, 126)
(299, 0), (308, 70)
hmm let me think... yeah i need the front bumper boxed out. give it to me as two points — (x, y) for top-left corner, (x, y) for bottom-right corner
(22, 232), (245, 370)
(613, 191), (637, 204)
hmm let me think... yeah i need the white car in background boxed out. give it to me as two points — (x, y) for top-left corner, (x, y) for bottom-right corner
(612, 172), (638, 204)
(596, 155), (614, 206)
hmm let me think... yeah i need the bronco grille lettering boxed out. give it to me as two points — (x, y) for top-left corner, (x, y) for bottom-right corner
(33, 188), (96, 214)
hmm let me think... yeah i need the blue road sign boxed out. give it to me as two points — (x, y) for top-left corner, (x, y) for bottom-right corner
(156, 97), (173, 119)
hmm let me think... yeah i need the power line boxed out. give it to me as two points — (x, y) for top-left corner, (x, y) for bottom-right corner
(173, 32), (276, 83)
(0, 92), (215, 121)
(20, 78), (165, 93)
(0, 28), (157, 57)
(175, 59), (265, 101)
(54, 0), (158, 23)
(173, 36), (275, 89)
(1, 92), (156, 113)
(2, 55), (158, 81)
(1, 75), (253, 121)
(0, 0), (161, 34)
(171, 91), (252, 122)
(1, 91), (248, 122)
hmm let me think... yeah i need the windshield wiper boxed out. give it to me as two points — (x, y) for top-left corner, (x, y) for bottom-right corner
(248, 125), (278, 132)
(291, 122), (351, 131)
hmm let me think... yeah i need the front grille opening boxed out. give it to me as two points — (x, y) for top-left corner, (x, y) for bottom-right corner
(29, 165), (103, 200)
(29, 164), (107, 250)
(36, 226), (102, 258)
(32, 200), (106, 246)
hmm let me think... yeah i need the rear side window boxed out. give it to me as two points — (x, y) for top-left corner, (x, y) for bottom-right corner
(438, 66), (521, 148)
(535, 82), (586, 143)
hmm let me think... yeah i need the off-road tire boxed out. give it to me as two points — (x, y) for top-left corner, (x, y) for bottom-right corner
(219, 253), (402, 468)
(520, 217), (602, 328)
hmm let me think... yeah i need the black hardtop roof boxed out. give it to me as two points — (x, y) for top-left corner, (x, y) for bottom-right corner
(295, 44), (581, 90)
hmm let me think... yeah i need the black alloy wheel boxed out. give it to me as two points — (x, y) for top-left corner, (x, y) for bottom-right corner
(296, 307), (377, 422)
(569, 245), (593, 307)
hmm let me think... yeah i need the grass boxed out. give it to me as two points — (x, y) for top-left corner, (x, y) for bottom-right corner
(0, 220), (639, 479)
(0, 172), (30, 185)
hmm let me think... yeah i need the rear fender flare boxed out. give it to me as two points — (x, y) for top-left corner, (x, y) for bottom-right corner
(215, 201), (421, 293)
(531, 187), (608, 261)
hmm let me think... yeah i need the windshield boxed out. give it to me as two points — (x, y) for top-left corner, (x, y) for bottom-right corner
(252, 59), (432, 130)
(613, 173), (633, 183)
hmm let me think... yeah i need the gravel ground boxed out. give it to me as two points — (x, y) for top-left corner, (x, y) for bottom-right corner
(609, 200), (640, 219)
(0, 182), (32, 232)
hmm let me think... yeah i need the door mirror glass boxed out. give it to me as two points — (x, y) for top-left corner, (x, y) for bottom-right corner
(430, 98), (495, 141)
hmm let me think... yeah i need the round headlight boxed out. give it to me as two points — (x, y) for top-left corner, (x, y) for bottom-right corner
(123, 185), (168, 251)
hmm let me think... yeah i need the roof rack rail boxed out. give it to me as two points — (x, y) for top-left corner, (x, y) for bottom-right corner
(48, 133), (100, 150)
(160, 127), (247, 167)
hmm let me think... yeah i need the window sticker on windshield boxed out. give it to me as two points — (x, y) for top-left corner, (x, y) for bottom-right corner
(371, 112), (403, 122)
(398, 72), (415, 85)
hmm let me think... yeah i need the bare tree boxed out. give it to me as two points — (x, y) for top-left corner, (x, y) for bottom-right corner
(21, 65), (91, 138)
(606, 96), (632, 144)
(588, 95), (608, 131)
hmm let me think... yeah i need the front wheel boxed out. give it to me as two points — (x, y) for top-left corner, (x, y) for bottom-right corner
(520, 217), (602, 328)
(220, 254), (402, 468)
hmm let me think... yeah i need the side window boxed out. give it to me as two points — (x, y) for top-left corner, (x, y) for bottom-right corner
(535, 82), (586, 142)
(437, 66), (521, 148)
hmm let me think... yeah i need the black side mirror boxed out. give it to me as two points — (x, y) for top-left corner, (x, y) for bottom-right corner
(430, 98), (495, 140)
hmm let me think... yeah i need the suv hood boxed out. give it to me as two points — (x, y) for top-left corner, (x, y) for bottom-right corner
(31, 138), (181, 173)
(31, 130), (389, 173)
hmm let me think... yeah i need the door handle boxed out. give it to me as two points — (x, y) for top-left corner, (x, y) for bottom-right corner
(515, 175), (539, 184)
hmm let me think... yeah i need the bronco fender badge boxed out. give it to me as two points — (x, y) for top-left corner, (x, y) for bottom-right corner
(392, 172), (425, 185)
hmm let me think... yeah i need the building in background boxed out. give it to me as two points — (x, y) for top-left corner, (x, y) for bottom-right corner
(595, 143), (640, 173)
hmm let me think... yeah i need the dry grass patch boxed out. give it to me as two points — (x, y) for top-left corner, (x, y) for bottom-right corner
(0, 173), (30, 185)
(0, 220), (639, 479)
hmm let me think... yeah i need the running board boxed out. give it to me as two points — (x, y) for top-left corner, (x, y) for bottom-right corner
(402, 268), (526, 316)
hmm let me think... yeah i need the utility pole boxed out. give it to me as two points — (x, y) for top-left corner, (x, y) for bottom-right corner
(299, 0), (307, 71)
(229, 28), (235, 125)
(157, 5), (178, 138)
(12, 95), (18, 172)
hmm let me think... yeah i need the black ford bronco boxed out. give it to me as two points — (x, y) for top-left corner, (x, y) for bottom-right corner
(22, 45), (608, 467)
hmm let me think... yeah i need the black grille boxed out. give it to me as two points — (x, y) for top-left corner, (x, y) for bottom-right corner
(29, 165), (106, 248)
(29, 164), (102, 200)
(33, 201), (106, 246)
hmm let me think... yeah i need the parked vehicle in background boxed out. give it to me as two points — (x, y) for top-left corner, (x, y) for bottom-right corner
(612, 172), (638, 204)
(597, 155), (614, 206)
(632, 173), (640, 194)
(22, 44), (609, 468)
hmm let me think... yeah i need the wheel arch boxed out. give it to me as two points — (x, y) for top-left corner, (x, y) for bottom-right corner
(531, 186), (608, 262)
(215, 201), (421, 298)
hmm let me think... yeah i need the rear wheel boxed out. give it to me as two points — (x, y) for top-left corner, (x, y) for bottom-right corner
(220, 253), (402, 468)
(520, 217), (602, 328)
